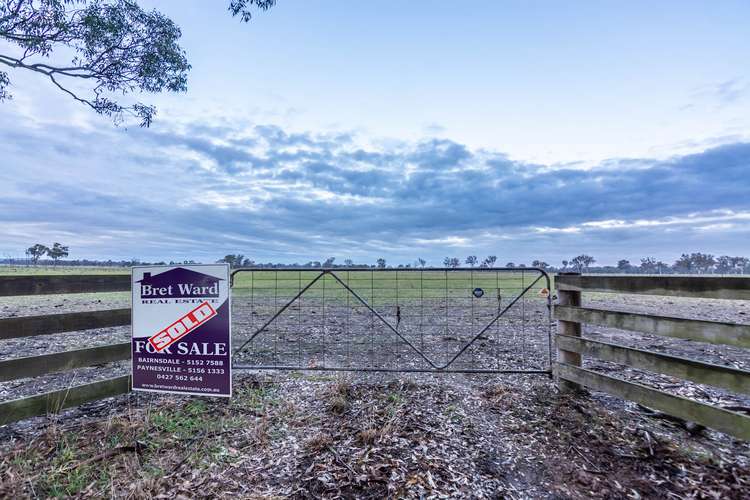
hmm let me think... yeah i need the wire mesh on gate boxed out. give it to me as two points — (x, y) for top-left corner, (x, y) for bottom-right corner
(231, 268), (553, 373)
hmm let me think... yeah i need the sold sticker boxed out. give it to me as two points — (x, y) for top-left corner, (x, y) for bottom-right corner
(149, 302), (217, 352)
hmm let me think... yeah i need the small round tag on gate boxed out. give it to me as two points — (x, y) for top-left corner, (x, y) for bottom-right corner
(472, 287), (484, 298)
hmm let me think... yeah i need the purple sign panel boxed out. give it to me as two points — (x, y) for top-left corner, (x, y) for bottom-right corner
(131, 264), (232, 397)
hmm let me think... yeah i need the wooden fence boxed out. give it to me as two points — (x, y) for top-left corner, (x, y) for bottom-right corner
(555, 273), (750, 441)
(0, 275), (131, 426)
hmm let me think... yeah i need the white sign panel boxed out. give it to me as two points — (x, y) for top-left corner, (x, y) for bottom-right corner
(131, 264), (231, 397)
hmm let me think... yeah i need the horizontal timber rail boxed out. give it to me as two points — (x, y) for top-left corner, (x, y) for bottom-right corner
(0, 375), (131, 426)
(557, 364), (750, 441)
(555, 305), (750, 348)
(0, 343), (130, 382)
(0, 308), (131, 340)
(0, 274), (130, 297)
(555, 273), (750, 441)
(556, 274), (750, 300)
(556, 335), (750, 395)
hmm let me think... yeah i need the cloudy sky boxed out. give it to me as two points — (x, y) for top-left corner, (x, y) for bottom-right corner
(1, 0), (749, 266)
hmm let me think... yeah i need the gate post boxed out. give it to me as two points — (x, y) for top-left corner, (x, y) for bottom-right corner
(556, 272), (582, 392)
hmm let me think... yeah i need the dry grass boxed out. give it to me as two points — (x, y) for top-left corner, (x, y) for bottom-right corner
(325, 377), (353, 415)
(304, 432), (334, 454)
(1, 373), (749, 498)
(357, 427), (379, 445)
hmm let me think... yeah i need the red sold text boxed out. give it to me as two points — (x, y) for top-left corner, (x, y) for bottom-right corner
(148, 302), (217, 352)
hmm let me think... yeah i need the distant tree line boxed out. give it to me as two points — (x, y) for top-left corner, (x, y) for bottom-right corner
(5, 244), (202, 268)
(608, 253), (749, 274)
(214, 252), (750, 274)
(556, 253), (750, 274)
(5, 248), (749, 275)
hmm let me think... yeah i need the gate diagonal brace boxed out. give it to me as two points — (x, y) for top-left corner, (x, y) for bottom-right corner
(232, 270), (327, 356)
(440, 273), (544, 370)
(326, 271), (439, 369)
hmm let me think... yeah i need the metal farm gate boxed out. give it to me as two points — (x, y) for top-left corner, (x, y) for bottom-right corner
(230, 268), (553, 374)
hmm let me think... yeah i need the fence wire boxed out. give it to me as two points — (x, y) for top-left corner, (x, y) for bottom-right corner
(231, 268), (552, 373)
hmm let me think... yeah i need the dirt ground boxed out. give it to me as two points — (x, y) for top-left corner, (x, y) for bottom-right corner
(1, 372), (749, 499)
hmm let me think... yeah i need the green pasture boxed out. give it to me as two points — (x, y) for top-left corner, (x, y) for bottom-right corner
(230, 269), (552, 302)
(0, 266), (128, 276)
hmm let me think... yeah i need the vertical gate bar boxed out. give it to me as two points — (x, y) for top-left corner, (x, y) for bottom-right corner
(345, 270), (351, 368)
(395, 270), (400, 369)
(420, 270), (424, 351)
(273, 270), (278, 365)
(470, 268), (475, 370)
(495, 270), (500, 370)
(389, 270), (393, 368)
(370, 270), (375, 368)
(297, 270), (302, 369)
(522, 268), (526, 369)
(546, 273), (554, 371)
(394, 271), (397, 368)
(557, 272), (582, 391)
(250, 270), (255, 361)
(388, 271), (398, 366)
(322, 270), (327, 367)
(508, 270), (520, 355)
(444, 269), (448, 366)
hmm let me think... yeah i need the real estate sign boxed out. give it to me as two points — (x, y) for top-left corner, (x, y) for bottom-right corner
(131, 264), (232, 397)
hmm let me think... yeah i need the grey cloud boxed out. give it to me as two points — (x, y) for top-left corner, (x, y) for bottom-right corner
(1, 115), (749, 263)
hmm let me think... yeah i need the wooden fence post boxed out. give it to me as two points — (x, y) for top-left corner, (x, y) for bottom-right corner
(557, 272), (582, 392)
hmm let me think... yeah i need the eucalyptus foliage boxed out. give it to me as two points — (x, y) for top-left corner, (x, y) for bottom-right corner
(0, 0), (275, 126)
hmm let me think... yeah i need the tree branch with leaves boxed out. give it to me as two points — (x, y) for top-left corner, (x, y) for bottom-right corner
(0, 0), (275, 126)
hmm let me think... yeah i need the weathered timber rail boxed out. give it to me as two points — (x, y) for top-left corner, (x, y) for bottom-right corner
(0, 308), (131, 340)
(0, 342), (131, 383)
(555, 274), (750, 300)
(0, 376), (131, 426)
(0, 274), (131, 426)
(555, 305), (750, 348)
(555, 273), (750, 440)
(0, 274), (130, 297)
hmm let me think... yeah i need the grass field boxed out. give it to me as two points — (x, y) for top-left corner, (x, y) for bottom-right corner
(231, 269), (552, 302)
(0, 265), (128, 276)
